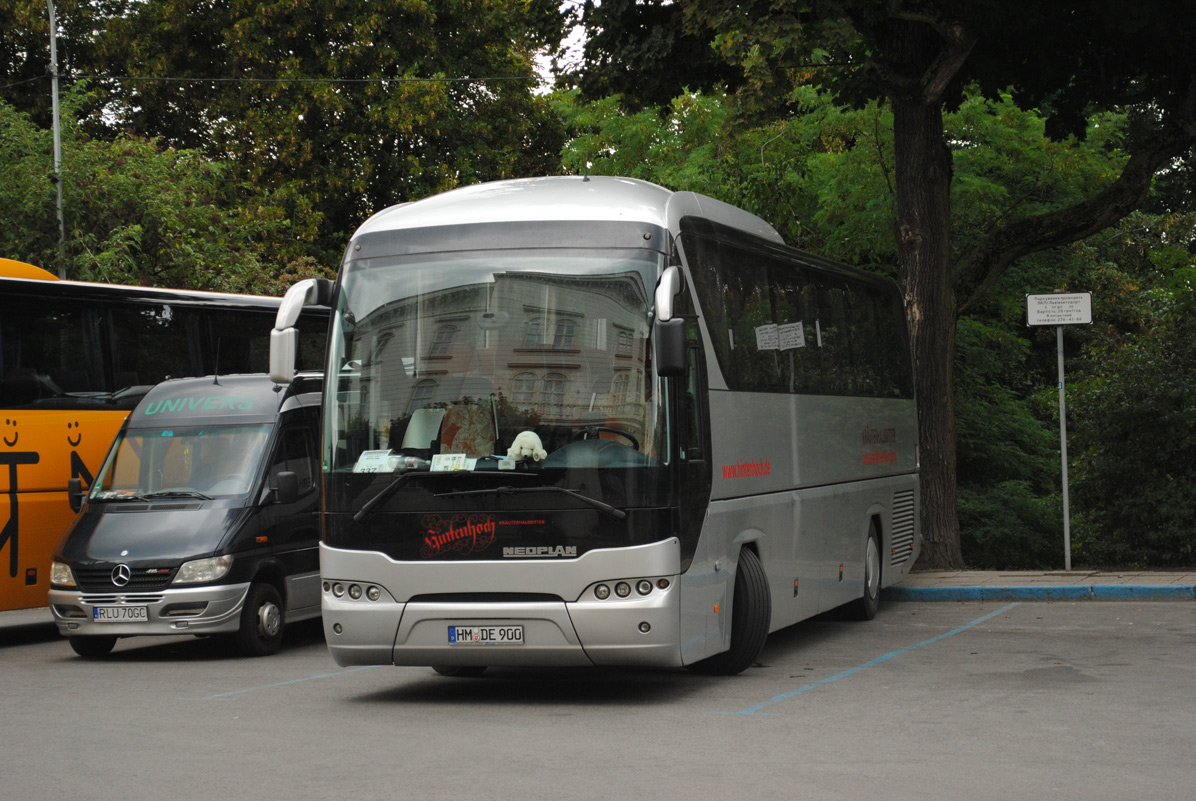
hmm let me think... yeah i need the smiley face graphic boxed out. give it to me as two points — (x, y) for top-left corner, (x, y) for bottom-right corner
(3, 419), (16, 448)
(67, 421), (82, 447)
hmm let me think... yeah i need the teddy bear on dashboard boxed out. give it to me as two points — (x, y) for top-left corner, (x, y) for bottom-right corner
(506, 430), (547, 462)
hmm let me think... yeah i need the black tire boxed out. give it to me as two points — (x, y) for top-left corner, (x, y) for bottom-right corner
(844, 524), (882, 621)
(236, 582), (285, 657)
(432, 666), (488, 677)
(68, 635), (117, 658)
(688, 548), (771, 675)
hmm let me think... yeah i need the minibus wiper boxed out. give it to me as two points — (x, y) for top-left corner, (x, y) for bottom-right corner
(140, 489), (213, 500)
(436, 485), (627, 520)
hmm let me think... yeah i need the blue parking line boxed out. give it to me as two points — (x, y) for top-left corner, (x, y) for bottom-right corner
(189, 665), (380, 701)
(734, 602), (1021, 715)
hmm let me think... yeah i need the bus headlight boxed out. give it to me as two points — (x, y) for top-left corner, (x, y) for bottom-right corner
(173, 555), (233, 584)
(51, 561), (76, 587)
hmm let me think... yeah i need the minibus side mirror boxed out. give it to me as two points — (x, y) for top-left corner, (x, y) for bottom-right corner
(274, 471), (300, 505)
(67, 478), (86, 513)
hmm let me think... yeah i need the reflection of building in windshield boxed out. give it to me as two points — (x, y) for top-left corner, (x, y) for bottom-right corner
(96, 426), (269, 497)
(340, 269), (652, 458)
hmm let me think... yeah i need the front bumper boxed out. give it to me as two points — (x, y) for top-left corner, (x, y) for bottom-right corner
(48, 583), (251, 638)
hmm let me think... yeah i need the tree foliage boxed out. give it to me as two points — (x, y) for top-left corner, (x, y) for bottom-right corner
(1067, 212), (1196, 567)
(86, 0), (567, 261)
(1, 85), (332, 291)
(558, 78), (1196, 568)
(3, 0), (569, 267)
(570, 0), (1196, 568)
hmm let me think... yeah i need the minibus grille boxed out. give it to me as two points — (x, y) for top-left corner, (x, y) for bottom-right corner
(75, 566), (178, 592)
(890, 489), (916, 567)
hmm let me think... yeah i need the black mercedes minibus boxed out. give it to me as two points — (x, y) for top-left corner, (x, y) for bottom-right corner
(49, 373), (322, 657)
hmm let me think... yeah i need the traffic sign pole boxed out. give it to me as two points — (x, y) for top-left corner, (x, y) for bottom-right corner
(1027, 291), (1092, 572)
(1057, 325), (1071, 571)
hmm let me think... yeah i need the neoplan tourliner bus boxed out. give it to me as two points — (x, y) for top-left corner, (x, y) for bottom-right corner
(270, 176), (920, 675)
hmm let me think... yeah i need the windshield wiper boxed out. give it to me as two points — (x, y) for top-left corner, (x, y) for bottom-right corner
(354, 471), (417, 523)
(353, 462), (542, 523)
(140, 489), (213, 500)
(436, 485), (627, 520)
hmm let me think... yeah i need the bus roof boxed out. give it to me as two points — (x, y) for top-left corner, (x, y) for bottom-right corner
(353, 176), (784, 245)
(0, 258), (58, 280)
(0, 273), (285, 309)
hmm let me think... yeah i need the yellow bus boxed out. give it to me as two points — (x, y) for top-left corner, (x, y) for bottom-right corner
(0, 259), (326, 613)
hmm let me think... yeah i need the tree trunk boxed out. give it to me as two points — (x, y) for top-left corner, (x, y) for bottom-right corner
(892, 98), (964, 570)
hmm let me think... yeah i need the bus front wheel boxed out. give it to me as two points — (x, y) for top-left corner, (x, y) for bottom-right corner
(688, 547), (771, 676)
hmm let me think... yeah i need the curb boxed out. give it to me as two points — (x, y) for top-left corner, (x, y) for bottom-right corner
(882, 585), (1196, 602)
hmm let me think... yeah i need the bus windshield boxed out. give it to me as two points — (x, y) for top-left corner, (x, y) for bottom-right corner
(90, 424), (272, 500)
(327, 246), (670, 520)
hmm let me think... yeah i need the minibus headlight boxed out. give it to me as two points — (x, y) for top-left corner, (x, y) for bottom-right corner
(51, 561), (76, 587)
(173, 555), (233, 584)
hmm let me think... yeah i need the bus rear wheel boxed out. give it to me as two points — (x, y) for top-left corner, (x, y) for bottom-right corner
(844, 524), (882, 621)
(236, 582), (285, 656)
(688, 547), (771, 676)
(69, 635), (117, 658)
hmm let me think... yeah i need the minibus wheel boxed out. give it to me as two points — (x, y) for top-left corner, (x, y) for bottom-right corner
(68, 635), (117, 658)
(237, 582), (285, 656)
(687, 547), (771, 675)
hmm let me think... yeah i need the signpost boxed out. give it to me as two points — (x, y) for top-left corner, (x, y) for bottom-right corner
(1026, 292), (1092, 571)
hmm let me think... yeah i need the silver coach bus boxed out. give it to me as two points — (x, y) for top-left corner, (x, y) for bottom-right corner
(270, 176), (919, 676)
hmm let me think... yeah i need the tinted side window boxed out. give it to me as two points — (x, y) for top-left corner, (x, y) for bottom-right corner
(680, 218), (912, 398)
(272, 427), (315, 492)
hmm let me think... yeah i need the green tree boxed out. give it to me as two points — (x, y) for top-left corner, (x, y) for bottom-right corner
(1067, 212), (1196, 567)
(1, 86), (330, 291)
(84, 0), (568, 261)
(571, 0), (1196, 567)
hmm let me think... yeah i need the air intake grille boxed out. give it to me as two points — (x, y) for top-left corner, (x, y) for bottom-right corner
(75, 565), (178, 592)
(890, 489), (916, 567)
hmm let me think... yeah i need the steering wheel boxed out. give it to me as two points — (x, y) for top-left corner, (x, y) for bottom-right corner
(574, 426), (640, 452)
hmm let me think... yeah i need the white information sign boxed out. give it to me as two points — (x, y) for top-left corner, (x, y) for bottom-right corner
(778, 322), (806, 350)
(754, 323), (779, 351)
(1026, 292), (1092, 327)
(353, 450), (394, 473)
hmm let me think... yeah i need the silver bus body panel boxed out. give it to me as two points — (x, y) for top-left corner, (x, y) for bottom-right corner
(321, 539), (684, 668)
(707, 392), (918, 498)
(673, 391), (921, 662)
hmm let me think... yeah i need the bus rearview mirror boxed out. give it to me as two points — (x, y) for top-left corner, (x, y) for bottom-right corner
(656, 318), (686, 377)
